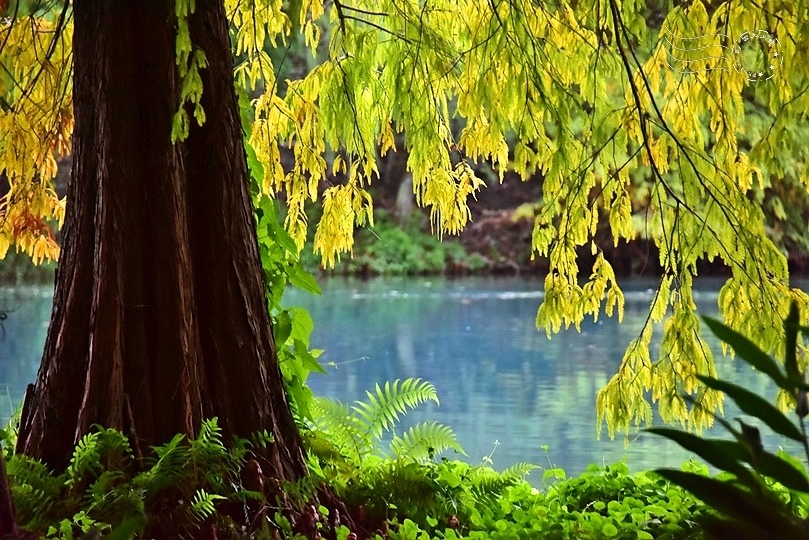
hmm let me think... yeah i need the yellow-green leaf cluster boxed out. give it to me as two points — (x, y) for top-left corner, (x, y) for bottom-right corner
(172, 0), (208, 142)
(0, 12), (71, 263)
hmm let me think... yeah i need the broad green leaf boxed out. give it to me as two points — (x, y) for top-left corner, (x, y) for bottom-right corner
(294, 340), (327, 375)
(288, 266), (322, 295)
(700, 516), (780, 540)
(702, 317), (789, 389)
(646, 428), (756, 485)
(696, 375), (803, 442)
(653, 469), (785, 532)
(104, 516), (146, 540)
(273, 310), (293, 345)
(755, 452), (809, 493)
(785, 301), (800, 385)
(288, 307), (314, 344)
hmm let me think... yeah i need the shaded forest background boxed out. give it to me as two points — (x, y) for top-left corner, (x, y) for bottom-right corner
(3, 148), (809, 282)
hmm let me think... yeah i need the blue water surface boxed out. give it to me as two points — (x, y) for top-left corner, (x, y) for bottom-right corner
(0, 276), (799, 482)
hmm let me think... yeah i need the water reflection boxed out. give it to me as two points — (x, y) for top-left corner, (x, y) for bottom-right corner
(0, 277), (801, 483)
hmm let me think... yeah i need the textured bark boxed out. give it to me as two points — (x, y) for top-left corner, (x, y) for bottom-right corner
(16, 0), (307, 481)
(0, 451), (20, 538)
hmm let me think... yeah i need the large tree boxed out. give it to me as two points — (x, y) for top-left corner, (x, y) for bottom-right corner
(4, 0), (307, 479)
(2, 0), (809, 464)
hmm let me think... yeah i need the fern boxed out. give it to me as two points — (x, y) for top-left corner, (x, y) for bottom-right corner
(389, 422), (465, 462)
(355, 379), (439, 440)
(189, 419), (235, 490)
(6, 418), (288, 537)
(2, 402), (21, 458)
(67, 427), (133, 486)
(303, 430), (355, 475)
(6, 454), (67, 528)
(6, 454), (63, 498)
(499, 462), (539, 481)
(67, 432), (103, 485)
(190, 489), (226, 520)
(10, 483), (59, 529)
(84, 470), (144, 523)
(310, 378), (447, 467)
(192, 418), (224, 449)
(132, 433), (187, 494)
(466, 462), (537, 498)
(310, 398), (367, 462)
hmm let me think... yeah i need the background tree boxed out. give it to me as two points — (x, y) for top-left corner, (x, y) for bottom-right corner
(1, 0), (809, 465)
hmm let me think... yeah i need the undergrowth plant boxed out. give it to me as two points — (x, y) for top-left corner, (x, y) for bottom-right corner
(3, 418), (270, 538)
(650, 301), (809, 538)
(300, 378), (539, 534)
(3, 379), (717, 539)
(301, 379), (710, 539)
(306, 378), (463, 468)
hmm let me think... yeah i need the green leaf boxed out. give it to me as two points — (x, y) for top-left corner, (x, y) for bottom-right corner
(288, 266), (322, 295)
(646, 428), (756, 484)
(245, 140), (265, 187)
(696, 375), (803, 442)
(785, 301), (800, 385)
(653, 469), (786, 532)
(702, 317), (789, 388)
(389, 421), (466, 460)
(105, 516), (146, 540)
(755, 452), (809, 493)
(700, 516), (777, 540)
(273, 310), (292, 345)
(289, 307), (314, 344)
(294, 341), (327, 375)
(272, 222), (300, 255)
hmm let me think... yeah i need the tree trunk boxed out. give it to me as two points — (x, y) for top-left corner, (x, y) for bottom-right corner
(0, 451), (20, 538)
(15, 0), (307, 482)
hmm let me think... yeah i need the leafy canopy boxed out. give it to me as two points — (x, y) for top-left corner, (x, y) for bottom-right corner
(2, 0), (809, 435)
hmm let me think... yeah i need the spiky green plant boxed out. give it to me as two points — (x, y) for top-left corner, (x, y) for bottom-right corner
(4, 418), (266, 538)
(307, 378), (465, 468)
(303, 378), (537, 533)
(650, 301), (809, 539)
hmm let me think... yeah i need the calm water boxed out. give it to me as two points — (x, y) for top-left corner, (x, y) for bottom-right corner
(0, 277), (798, 482)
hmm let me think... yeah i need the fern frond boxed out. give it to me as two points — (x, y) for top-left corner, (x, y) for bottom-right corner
(67, 432), (102, 484)
(189, 418), (233, 489)
(303, 429), (353, 465)
(133, 433), (188, 494)
(193, 418), (224, 448)
(389, 421), (466, 461)
(86, 469), (127, 501)
(67, 427), (133, 486)
(190, 488), (226, 520)
(347, 460), (439, 512)
(10, 484), (58, 528)
(8, 454), (71, 528)
(500, 462), (538, 480)
(84, 470), (146, 524)
(467, 462), (533, 496)
(353, 378), (439, 440)
(376, 461), (438, 499)
(310, 397), (368, 462)
(6, 454), (62, 498)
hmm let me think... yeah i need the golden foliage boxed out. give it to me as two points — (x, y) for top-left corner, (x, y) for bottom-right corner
(0, 10), (71, 263)
(4, 0), (809, 434)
